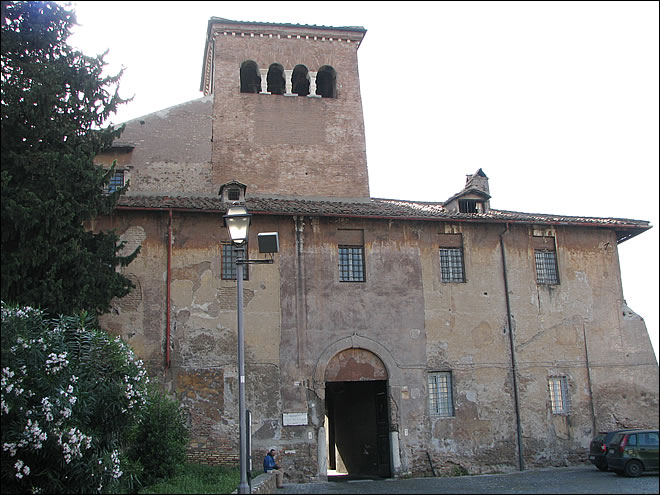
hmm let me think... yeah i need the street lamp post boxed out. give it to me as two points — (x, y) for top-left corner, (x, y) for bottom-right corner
(224, 205), (277, 494)
(224, 205), (251, 495)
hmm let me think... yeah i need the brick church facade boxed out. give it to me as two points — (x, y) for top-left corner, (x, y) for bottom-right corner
(93, 18), (659, 481)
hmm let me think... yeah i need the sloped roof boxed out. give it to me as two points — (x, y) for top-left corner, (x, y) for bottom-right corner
(115, 193), (650, 243)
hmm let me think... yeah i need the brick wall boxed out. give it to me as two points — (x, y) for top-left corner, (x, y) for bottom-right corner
(210, 25), (370, 199)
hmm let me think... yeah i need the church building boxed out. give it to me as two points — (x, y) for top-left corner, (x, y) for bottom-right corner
(93, 17), (659, 481)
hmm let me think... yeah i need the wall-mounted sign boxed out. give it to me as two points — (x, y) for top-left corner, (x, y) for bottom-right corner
(283, 412), (308, 426)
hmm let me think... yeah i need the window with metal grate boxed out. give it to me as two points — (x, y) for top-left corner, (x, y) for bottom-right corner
(428, 371), (454, 417)
(338, 245), (365, 282)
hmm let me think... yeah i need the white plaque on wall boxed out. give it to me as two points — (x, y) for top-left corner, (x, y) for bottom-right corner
(283, 412), (308, 426)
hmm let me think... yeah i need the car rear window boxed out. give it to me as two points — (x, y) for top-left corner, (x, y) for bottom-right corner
(593, 434), (606, 442)
(610, 433), (625, 445)
(604, 431), (618, 442)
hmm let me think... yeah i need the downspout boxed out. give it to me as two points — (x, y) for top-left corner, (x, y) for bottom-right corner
(294, 216), (307, 367)
(165, 208), (173, 371)
(499, 224), (524, 471)
(582, 323), (597, 435)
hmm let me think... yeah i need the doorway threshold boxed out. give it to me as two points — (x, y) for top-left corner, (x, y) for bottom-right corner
(327, 470), (384, 483)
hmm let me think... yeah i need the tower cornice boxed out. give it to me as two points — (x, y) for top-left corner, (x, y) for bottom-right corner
(200, 17), (367, 94)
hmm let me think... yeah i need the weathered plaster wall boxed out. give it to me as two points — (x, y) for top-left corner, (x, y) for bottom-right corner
(93, 210), (167, 367)
(421, 222), (519, 475)
(96, 211), (658, 480)
(279, 216), (429, 479)
(419, 222), (658, 475)
(498, 225), (658, 468)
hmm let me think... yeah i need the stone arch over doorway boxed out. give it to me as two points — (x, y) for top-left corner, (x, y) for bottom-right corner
(312, 334), (402, 401)
(325, 348), (387, 382)
(314, 335), (401, 479)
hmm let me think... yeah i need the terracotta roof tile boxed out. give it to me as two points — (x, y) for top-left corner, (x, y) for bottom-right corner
(115, 193), (650, 235)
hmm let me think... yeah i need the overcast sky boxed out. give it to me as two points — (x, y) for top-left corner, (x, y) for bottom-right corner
(65, 1), (658, 360)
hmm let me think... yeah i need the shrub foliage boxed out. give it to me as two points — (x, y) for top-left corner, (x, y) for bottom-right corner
(127, 387), (190, 486)
(1, 303), (189, 493)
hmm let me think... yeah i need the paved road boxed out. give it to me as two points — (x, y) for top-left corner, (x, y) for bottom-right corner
(278, 466), (658, 494)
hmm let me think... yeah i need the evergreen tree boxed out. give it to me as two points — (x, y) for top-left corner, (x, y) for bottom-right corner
(1, 1), (139, 316)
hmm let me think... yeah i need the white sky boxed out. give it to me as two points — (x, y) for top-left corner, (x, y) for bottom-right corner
(66, 1), (658, 361)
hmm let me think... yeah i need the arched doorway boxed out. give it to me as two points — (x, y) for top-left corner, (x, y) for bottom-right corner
(324, 348), (391, 479)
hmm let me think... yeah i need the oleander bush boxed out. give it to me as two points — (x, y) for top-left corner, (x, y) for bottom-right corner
(1, 302), (188, 493)
(126, 385), (190, 487)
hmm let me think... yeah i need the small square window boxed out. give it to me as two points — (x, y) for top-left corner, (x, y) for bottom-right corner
(105, 170), (124, 193)
(439, 248), (465, 283)
(221, 243), (248, 280)
(339, 245), (365, 282)
(459, 199), (481, 213)
(535, 250), (559, 285)
(428, 372), (454, 417)
(548, 376), (569, 414)
(227, 188), (240, 201)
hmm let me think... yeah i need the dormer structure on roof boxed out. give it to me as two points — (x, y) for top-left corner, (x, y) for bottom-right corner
(218, 180), (247, 204)
(443, 168), (492, 214)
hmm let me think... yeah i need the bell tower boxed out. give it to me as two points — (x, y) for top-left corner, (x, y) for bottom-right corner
(201, 18), (370, 199)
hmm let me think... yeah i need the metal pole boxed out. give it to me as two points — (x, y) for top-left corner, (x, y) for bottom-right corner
(500, 225), (524, 471)
(236, 248), (249, 494)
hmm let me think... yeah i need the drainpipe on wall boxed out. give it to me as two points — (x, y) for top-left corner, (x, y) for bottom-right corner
(165, 208), (173, 371)
(294, 216), (307, 367)
(582, 323), (597, 435)
(499, 224), (524, 471)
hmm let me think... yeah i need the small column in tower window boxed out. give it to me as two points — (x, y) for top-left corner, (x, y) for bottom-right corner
(308, 72), (321, 98)
(284, 69), (295, 96)
(259, 68), (270, 94)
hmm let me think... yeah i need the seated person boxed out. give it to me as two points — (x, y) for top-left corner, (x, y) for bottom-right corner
(263, 448), (284, 488)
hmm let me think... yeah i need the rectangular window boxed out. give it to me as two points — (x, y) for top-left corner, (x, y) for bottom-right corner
(339, 246), (365, 282)
(639, 432), (659, 447)
(459, 199), (482, 213)
(105, 170), (124, 193)
(428, 371), (454, 417)
(439, 248), (465, 282)
(227, 188), (240, 201)
(535, 250), (559, 285)
(221, 243), (248, 280)
(548, 376), (569, 414)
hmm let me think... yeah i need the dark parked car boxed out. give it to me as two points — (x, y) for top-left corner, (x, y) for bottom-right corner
(589, 429), (641, 471)
(605, 429), (659, 477)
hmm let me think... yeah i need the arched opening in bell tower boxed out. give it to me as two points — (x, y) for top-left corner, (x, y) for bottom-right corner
(316, 65), (337, 98)
(239, 60), (261, 93)
(324, 348), (391, 480)
(267, 63), (286, 95)
(291, 64), (310, 96)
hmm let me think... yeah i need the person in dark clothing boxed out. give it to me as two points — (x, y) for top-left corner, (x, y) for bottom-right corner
(263, 448), (284, 488)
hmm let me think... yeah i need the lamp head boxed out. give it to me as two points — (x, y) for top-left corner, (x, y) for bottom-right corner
(224, 205), (251, 245)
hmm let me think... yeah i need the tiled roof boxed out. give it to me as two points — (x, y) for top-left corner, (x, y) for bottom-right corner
(115, 193), (650, 241)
